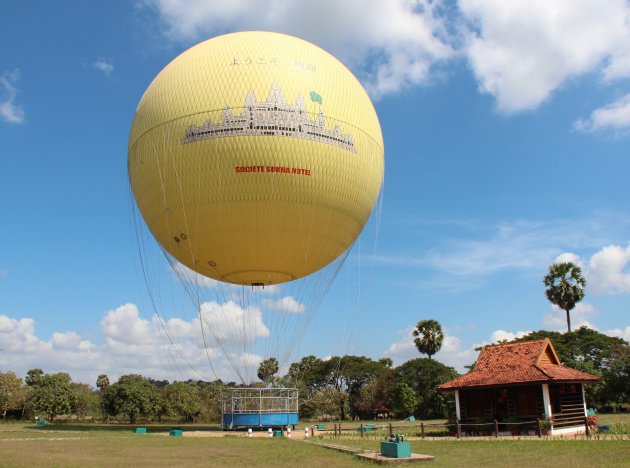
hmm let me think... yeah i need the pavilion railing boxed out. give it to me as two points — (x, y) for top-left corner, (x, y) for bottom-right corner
(313, 416), (593, 439)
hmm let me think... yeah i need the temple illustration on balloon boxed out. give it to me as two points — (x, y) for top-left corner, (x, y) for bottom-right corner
(182, 81), (356, 152)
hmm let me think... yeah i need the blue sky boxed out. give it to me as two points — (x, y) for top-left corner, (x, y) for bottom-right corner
(1, 0), (629, 385)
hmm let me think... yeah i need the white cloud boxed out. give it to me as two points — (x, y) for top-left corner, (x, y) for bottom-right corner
(436, 334), (476, 371)
(376, 217), (611, 282)
(145, 0), (453, 98)
(542, 303), (597, 332)
(473, 329), (532, 351)
(0, 69), (25, 124)
(171, 262), (282, 297)
(604, 326), (630, 343)
(376, 214), (630, 297)
(159, 316), (198, 340)
(423, 221), (560, 275)
(143, 0), (630, 124)
(574, 93), (630, 134)
(385, 340), (415, 357)
(172, 262), (220, 288)
(0, 314), (103, 382)
(52, 331), (95, 351)
(0, 315), (41, 352)
(553, 252), (586, 270)
(384, 327), (475, 372)
(604, 51), (630, 82)
(200, 300), (269, 344)
(459, 0), (630, 112)
(101, 303), (152, 345)
(0, 315), (41, 351)
(489, 329), (531, 343)
(229, 352), (263, 371)
(588, 244), (630, 294)
(384, 326), (417, 358)
(559, 244), (630, 295)
(93, 57), (114, 75)
(74, 297), (304, 383)
(262, 296), (305, 314)
(0, 303), (272, 385)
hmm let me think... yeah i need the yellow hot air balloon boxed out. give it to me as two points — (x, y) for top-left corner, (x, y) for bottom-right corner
(129, 31), (384, 286)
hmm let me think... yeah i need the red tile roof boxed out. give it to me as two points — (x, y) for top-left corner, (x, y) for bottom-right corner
(439, 338), (600, 390)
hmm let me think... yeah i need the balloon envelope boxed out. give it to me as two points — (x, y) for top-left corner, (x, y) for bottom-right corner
(129, 31), (384, 285)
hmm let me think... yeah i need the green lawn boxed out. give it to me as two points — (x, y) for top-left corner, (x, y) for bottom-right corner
(1, 419), (629, 467)
(598, 413), (630, 434)
(0, 423), (360, 467)
(336, 438), (630, 467)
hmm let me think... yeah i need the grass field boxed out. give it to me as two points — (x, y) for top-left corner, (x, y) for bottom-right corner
(0, 423), (359, 467)
(338, 438), (630, 467)
(1, 418), (629, 467)
(599, 412), (630, 428)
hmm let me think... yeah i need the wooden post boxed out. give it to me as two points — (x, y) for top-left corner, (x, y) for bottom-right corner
(421, 422), (425, 438)
(456, 420), (461, 439)
(536, 418), (541, 438)
(360, 423), (364, 438)
(584, 416), (590, 436)
(389, 423), (393, 437)
(494, 419), (499, 438)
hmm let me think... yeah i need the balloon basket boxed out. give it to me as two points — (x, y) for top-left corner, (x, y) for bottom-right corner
(221, 387), (299, 430)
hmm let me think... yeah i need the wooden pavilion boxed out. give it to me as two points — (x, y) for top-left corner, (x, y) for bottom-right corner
(439, 338), (600, 436)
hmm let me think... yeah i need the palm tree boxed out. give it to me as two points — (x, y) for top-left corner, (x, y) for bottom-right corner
(543, 262), (586, 333)
(96, 374), (110, 392)
(96, 374), (110, 422)
(257, 358), (279, 385)
(412, 319), (443, 359)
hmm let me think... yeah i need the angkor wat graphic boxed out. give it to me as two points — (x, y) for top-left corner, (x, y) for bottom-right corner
(181, 81), (356, 152)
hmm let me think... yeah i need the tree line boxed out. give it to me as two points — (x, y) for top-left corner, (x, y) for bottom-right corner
(509, 327), (630, 411)
(0, 261), (624, 423)
(1, 327), (627, 424)
(0, 354), (458, 424)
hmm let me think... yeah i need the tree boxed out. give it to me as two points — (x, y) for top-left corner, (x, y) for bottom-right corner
(351, 367), (396, 420)
(194, 380), (223, 422)
(102, 374), (160, 424)
(72, 383), (98, 421)
(96, 374), (110, 392)
(154, 389), (172, 423)
(165, 382), (202, 422)
(511, 328), (627, 408)
(544, 262), (586, 333)
(283, 355), (327, 418)
(413, 319), (444, 359)
(512, 328), (626, 369)
(257, 358), (279, 385)
(352, 377), (379, 419)
(14, 384), (31, 420)
(321, 355), (388, 420)
(30, 372), (76, 422)
(601, 345), (630, 409)
(287, 355), (324, 381)
(96, 374), (110, 422)
(0, 371), (23, 419)
(393, 382), (418, 417)
(310, 386), (345, 420)
(25, 368), (44, 387)
(148, 378), (169, 389)
(378, 357), (393, 368)
(285, 355), (327, 393)
(397, 358), (458, 419)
